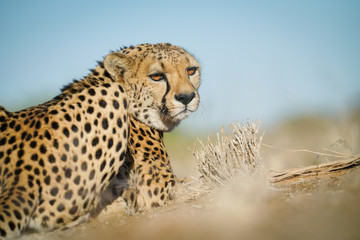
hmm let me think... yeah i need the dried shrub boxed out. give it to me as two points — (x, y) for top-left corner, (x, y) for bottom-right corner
(192, 121), (264, 189)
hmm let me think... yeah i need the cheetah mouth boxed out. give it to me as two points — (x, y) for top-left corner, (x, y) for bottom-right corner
(172, 108), (193, 121)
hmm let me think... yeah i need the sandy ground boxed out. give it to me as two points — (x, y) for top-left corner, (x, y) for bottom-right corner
(18, 117), (360, 240)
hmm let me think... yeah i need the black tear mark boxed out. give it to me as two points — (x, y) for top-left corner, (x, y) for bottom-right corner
(161, 77), (170, 115)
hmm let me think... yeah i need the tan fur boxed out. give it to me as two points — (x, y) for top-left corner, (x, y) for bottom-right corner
(0, 43), (200, 239)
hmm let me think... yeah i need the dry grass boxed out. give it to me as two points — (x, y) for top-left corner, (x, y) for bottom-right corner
(192, 121), (264, 188)
(19, 121), (360, 240)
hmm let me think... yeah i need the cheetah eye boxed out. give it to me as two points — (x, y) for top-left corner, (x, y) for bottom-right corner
(187, 67), (197, 76)
(149, 73), (165, 81)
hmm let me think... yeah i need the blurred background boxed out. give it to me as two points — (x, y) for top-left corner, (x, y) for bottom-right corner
(1, 0), (359, 175)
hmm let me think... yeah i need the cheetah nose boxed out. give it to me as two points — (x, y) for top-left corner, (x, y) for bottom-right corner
(175, 92), (196, 105)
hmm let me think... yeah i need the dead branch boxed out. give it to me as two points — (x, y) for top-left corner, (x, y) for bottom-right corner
(269, 156), (360, 185)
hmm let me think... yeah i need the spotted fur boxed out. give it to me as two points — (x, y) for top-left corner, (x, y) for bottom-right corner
(0, 43), (201, 239)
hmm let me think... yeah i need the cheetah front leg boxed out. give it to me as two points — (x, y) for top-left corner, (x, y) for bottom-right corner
(121, 115), (176, 213)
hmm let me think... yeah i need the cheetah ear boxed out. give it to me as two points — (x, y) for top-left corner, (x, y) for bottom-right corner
(104, 53), (134, 80)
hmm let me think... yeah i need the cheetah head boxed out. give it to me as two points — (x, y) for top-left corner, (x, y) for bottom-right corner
(104, 43), (201, 132)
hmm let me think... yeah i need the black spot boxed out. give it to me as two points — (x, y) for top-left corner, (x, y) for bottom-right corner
(53, 139), (59, 149)
(65, 190), (73, 199)
(63, 128), (70, 137)
(17, 149), (24, 158)
(49, 110), (58, 115)
(48, 154), (56, 163)
(115, 142), (122, 152)
(8, 221), (15, 231)
(151, 202), (160, 208)
(44, 130), (51, 140)
(11, 199), (21, 207)
(71, 125), (78, 132)
(74, 176), (80, 185)
(52, 166), (59, 174)
(57, 204), (65, 212)
(88, 88), (95, 96)
(76, 114), (81, 121)
(35, 120), (41, 129)
(0, 123), (7, 132)
(78, 95), (85, 101)
(64, 168), (72, 178)
(154, 187), (159, 196)
(64, 143), (70, 151)
(81, 146), (87, 154)
(69, 206), (78, 215)
(64, 114), (72, 122)
(102, 118), (109, 130)
(117, 118), (123, 128)
(50, 187), (59, 196)
(103, 70), (111, 78)
(101, 89), (107, 95)
(34, 168), (40, 175)
(170, 180), (175, 186)
(87, 106), (94, 114)
(112, 100), (119, 109)
(91, 137), (99, 146)
(147, 179), (152, 186)
(16, 159), (24, 167)
(44, 176), (51, 185)
(61, 154), (67, 162)
(85, 123), (91, 133)
(56, 218), (64, 224)
(89, 170), (95, 180)
(73, 137), (79, 147)
(0, 227), (6, 237)
(107, 138), (113, 149)
(81, 162), (87, 171)
(100, 173), (108, 183)
(15, 168), (22, 175)
(8, 136), (16, 144)
(100, 160), (106, 171)
(99, 100), (107, 108)
(31, 153), (38, 161)
(95, 149), (102, 159)
(13, 210), (22, 220)
(23, 208), (30, 215)
(15, 124), (21, 132)
(51, 121), (59, 130)
(123, 98), (127, 109)
(39, 145), (47, 154)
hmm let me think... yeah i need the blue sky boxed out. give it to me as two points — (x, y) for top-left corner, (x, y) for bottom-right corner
(0, 0), (359, 131)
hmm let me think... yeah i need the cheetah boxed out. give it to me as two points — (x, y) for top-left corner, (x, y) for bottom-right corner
(0, 43), (201, 239)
